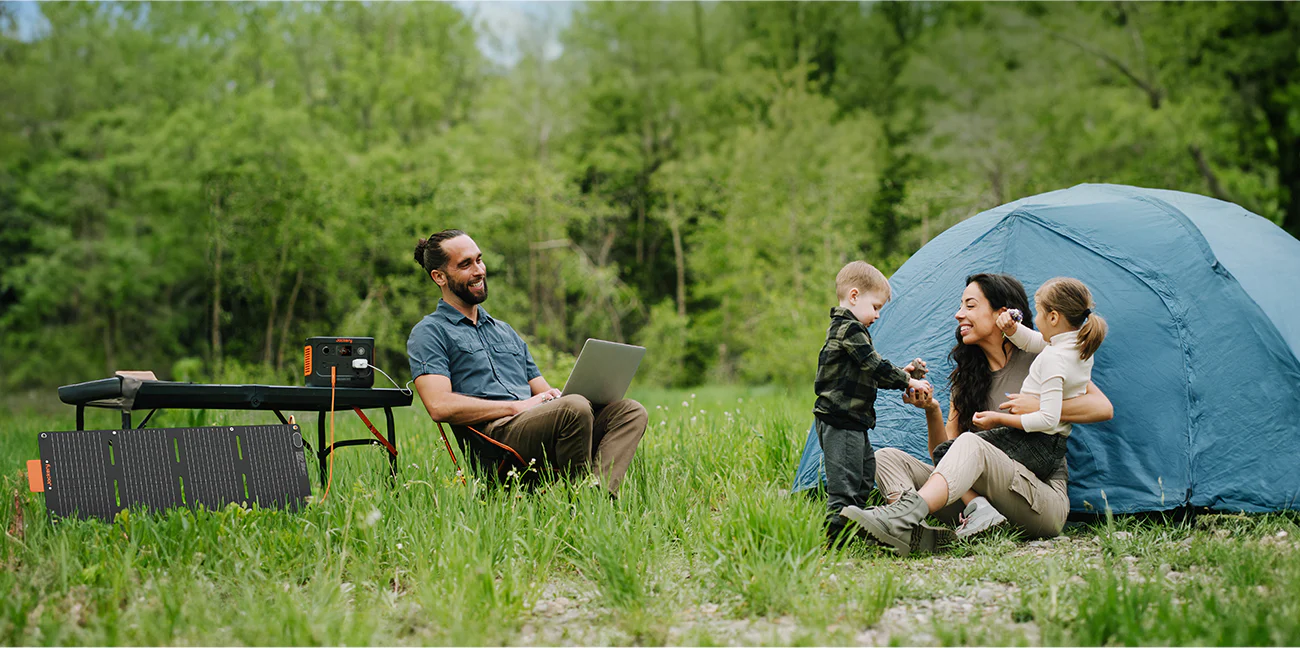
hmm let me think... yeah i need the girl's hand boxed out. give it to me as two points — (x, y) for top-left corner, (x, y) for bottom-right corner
(997, 392), (1040, 415)
(995, 311), (1019, 336)
(971, 410), (1001, 430)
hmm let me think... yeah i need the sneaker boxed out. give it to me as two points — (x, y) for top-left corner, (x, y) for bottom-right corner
(956, 496), (1007, 538)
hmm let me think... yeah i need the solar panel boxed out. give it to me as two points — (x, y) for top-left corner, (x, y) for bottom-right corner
(36, 424), (311, 521)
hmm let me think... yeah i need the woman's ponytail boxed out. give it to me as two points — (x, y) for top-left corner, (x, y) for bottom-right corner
(1077, 312), (1107, 361)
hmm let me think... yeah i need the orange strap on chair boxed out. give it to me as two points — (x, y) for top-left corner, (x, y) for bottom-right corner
(353, 407), (398, 457)
(434, 421), (526, 473)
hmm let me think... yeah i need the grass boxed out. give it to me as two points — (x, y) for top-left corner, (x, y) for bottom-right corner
(2, 384), (1299, 645)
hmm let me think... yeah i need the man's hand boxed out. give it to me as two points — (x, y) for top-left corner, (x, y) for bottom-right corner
(971, 410), (1004, 430)
(997, 392), (1040, 415)
(995, 311), (1019, 336)
(512, 389), (564, 415)
(903, 358), (928, 380)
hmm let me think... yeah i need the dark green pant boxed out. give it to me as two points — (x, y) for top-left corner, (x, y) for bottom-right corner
(816, 418), (876, 526)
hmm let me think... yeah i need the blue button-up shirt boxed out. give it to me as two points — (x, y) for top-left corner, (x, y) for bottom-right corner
(407, 300), (542, 401)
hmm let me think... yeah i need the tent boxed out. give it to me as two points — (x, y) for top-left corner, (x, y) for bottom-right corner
(791, 184), (1300, 513)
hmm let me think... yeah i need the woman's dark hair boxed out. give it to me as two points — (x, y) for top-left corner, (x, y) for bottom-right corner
(948, 273), (1034, 433)
(414, 229), (466, 279)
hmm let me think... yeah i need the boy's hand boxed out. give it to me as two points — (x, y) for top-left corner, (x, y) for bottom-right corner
(904, 358), (928, 380)
(971, 410), (1002, 430)
(995, 311), (1019, 336)
(907, 379), (933, 399)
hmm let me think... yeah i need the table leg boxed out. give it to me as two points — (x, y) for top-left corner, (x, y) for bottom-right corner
(121, 411), (132, 430)
(317, 411), (328, 489)
(384, 407), (397, 484)
(76, 405), (84, 431)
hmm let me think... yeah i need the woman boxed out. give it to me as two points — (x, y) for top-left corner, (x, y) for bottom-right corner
(842, 274), (1114, 554)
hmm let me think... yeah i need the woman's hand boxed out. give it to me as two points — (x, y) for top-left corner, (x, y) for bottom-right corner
(971, 410), (1004, 430)
(997, 392), (1040, 415)
(903, 384), (938, 411)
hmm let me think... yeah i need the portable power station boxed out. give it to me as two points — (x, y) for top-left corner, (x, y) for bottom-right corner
(304, 336), (375, 387)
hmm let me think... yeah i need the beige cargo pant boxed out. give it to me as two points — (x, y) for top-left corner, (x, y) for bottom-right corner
(875, 433), (1069, 538)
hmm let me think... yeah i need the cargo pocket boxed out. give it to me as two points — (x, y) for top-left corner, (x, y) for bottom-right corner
(1009, 468), (1044, 515)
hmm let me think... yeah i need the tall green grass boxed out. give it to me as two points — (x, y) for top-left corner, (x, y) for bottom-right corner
(2, 386), (1299, 645)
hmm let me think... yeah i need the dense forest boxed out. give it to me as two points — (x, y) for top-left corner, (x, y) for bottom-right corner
(2, 2), (1297, 390)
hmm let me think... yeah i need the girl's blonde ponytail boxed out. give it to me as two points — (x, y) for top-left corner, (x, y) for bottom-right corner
(1077, 312), (1107, 361)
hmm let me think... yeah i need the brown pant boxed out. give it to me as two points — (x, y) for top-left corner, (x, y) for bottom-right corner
(483, 395), (647, 496)
(875, 434), (1069, 538)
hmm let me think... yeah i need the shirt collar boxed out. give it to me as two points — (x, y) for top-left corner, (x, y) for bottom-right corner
(1049, 329), (1079, 346)
(829, 306), (857, 321)
(434, 299), (494, 326)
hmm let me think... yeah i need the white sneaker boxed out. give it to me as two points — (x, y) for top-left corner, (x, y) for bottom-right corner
(956, 496), (1007, 538)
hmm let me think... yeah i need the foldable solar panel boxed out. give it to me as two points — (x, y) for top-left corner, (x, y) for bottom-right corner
(35, 424), (311, 521)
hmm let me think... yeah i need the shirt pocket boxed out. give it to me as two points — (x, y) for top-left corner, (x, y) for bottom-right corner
(492, 341), (523, 357)
(454, 336), (485, 355)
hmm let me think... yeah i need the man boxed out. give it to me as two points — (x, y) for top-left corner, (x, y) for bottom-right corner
(407, 229), (647, 497)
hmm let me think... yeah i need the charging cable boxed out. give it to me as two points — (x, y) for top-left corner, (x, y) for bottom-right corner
(351, 358), (412, 396)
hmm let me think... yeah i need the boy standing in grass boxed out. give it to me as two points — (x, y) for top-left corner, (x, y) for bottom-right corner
(815, 261), (932, 545)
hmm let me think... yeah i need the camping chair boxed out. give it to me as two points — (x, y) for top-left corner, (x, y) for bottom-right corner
(434, 421), (529, 485)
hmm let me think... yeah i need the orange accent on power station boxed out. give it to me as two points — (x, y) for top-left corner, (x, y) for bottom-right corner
(304, 345), (313, 376)
(27, 460), (43, 492)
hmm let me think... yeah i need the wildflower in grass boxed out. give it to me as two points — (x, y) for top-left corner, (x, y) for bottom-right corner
(700, 409), (706, 414)
(691, 393), (697, 398)
(682, 401), (689, 407)
(691, 416), (697, 423)
(396, 542), (403, 550)
(364, 508), (382, 527)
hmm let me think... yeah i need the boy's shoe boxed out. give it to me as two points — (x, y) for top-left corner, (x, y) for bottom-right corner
(839, 491), (930, 557)
(956, 496), (1007, 538)
(826, 515), (875, 549)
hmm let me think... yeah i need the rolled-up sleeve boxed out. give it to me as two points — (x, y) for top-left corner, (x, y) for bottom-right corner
(407, 320), (450, 380)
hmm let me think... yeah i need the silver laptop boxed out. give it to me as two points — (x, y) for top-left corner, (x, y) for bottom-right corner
(561, 339), (646, 404)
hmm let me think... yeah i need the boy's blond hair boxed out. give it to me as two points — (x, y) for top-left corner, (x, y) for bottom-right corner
(835, 261), (890, 302)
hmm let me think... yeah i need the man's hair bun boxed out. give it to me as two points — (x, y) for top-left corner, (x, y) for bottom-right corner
(414, 238), (428, 266)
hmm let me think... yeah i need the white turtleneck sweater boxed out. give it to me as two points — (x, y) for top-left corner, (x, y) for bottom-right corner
(1006, 326), (1093, 436)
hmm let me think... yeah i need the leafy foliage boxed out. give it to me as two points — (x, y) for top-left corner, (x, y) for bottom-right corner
(2, 2), (1297, 389)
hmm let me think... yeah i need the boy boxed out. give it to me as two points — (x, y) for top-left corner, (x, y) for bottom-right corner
(814, 261), (932, 545)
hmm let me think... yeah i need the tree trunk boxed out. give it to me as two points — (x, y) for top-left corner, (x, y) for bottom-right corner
(263, 242), (289, 366)
(211, 226), (224, 376)
(669, 211), (687, 318)
(693, 0), (710, 70)
(276, 268), (304, 375)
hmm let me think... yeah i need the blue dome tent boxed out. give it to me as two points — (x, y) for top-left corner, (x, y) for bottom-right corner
(791, 184), (1300, 514)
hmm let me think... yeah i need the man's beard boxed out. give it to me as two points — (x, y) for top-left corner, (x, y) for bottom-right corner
(449, 275), (488, 305)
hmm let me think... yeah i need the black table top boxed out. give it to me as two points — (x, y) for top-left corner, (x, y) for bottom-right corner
(58, 377), (412, 412)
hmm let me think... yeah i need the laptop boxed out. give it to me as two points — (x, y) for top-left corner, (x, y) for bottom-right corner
(561, 339), (646, 404)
